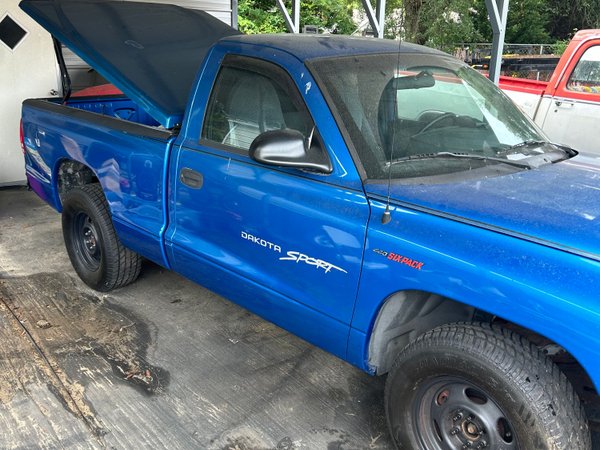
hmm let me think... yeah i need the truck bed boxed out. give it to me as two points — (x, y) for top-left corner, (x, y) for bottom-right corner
(66, 95), (160, 128)
(68, 84), (160, 128)
(498, 75), (548, 96)
(499, 75), (548, 118)
(22, 98), (174, 267)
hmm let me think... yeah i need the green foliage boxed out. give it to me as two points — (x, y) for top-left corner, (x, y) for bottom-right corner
(552, 39), (570, 56)
(547, 0), (600, 40)
(238, 0), (600, 49)
(506, 0), (550, 43)
(403, 0), (483, 49)
(238, 0), (286, 34)
(425, 1), (482, 50)
(402, 0), (575, 47)
(299, 0), (356, 33)
(471, 0), (550, 44)
(238, 0), (355, 35)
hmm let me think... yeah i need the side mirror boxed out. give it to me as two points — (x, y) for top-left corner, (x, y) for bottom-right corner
(249, 129), (332, 174)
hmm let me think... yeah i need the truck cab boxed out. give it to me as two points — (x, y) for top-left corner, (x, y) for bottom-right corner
(502, 29), (600, 154)
(539, 30), (600, 152)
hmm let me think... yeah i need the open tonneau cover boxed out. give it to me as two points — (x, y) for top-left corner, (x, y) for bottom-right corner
(20, 0), (241, 128)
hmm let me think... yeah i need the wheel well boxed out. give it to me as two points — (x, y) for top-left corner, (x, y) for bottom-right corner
(368, 290), (475, 374)
(368, 291), (597, 395)
(57, 160), (98, 201)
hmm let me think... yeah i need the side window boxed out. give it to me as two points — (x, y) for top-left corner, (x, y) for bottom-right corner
(203, 59), (314, 151)
(567, 45), (600, 94)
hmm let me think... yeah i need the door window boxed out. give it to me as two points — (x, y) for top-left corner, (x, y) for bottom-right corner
(203, 57), (314, 151)
(567, 45), (600, 95)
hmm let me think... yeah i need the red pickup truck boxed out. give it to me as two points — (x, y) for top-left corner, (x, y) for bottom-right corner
(500, 29), (600, 155)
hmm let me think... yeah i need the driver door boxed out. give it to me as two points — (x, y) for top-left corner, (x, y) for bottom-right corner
(166, 55), (370, 356)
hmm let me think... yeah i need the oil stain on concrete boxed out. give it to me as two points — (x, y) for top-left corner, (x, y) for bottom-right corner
(0, 271), (169, 446)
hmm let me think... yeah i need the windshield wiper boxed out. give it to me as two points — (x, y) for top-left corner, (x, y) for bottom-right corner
(494, 140), (548, 156)
(494, 140), (577, 160)
(387, 152), (532, 169)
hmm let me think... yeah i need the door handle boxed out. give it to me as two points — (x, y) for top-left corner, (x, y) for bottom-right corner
(179, 168), (203, 189)
(554, 99), (575, 108)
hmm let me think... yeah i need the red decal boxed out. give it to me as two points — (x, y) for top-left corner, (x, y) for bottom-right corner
(380, 250), (425, 270)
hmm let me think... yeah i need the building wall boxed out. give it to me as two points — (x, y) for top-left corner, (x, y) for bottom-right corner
(0, 0), (60, 185)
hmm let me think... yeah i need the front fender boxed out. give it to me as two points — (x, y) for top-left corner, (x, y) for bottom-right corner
(349, 200), (600, 389)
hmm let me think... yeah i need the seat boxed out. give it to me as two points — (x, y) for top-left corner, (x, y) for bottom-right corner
(222, 74), (285, 150)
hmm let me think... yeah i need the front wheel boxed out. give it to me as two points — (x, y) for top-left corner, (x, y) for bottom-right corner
(385, 322), (591, 450)
(62, 184), (141, 292)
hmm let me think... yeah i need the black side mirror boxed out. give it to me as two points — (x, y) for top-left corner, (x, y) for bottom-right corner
(249, 129), (332, 174)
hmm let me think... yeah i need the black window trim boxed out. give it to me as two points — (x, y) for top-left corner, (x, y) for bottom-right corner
(199, 53), (329, 163)
(566, 43), (600, 95)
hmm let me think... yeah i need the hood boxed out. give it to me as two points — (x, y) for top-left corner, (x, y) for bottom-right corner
(366, 154), (600, 260)
(20, 0), (241, 128)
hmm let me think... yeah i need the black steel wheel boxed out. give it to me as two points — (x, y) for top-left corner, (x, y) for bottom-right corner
(414, 377), (516, 450)
(385, 322), (591, 450)
(62, 184), (141, 291)
(71, 212), (101, 272)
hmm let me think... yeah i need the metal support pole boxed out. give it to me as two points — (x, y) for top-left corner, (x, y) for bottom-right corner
(361, 0), (386, 38)
(485, 0), (509, 84)
(276, 0), (300, 34)
(376, 0), (385, 38)
(292, 0), (299, 33)
(231, 0), (238, 30)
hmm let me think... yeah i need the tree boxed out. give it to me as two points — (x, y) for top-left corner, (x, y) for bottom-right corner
(298, 0), (356, 33)
(402, 0), (483, 49)
(238, 0), (287, 34)
(546, 0), (600, 40)
(238, 0), (600, 49)
(238, 0), (356, 35)
(472, 0), (550, 43)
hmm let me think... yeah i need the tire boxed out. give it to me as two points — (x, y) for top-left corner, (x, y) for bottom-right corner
(385, 322), (591, 450)
(62, 184), (141, 292)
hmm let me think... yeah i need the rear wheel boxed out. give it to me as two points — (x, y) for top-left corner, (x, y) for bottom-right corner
(385, 322), (591, 450)
(62, 184), (141, 291)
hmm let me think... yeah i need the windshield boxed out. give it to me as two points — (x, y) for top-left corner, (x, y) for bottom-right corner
(310, 53), (568, 182)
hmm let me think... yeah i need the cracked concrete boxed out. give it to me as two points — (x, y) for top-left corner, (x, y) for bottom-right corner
(2, 186), (600, 449)
(0, 187), (391, 449)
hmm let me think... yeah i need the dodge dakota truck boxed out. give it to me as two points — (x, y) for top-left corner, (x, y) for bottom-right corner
(500, 29), (600, 155)
(20, 1), (600, 449)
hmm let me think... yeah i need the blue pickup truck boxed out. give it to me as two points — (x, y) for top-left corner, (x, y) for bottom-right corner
(20, 1), (600, 448)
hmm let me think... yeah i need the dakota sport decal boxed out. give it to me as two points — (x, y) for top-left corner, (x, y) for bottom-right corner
(241, 231), (282, 253)
(241, 231), (347, 274)
(280, 251), (347, 274)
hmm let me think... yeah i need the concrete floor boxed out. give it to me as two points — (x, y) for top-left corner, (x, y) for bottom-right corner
(0, 187), (391, 449)
(1, 186), (599, 449)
